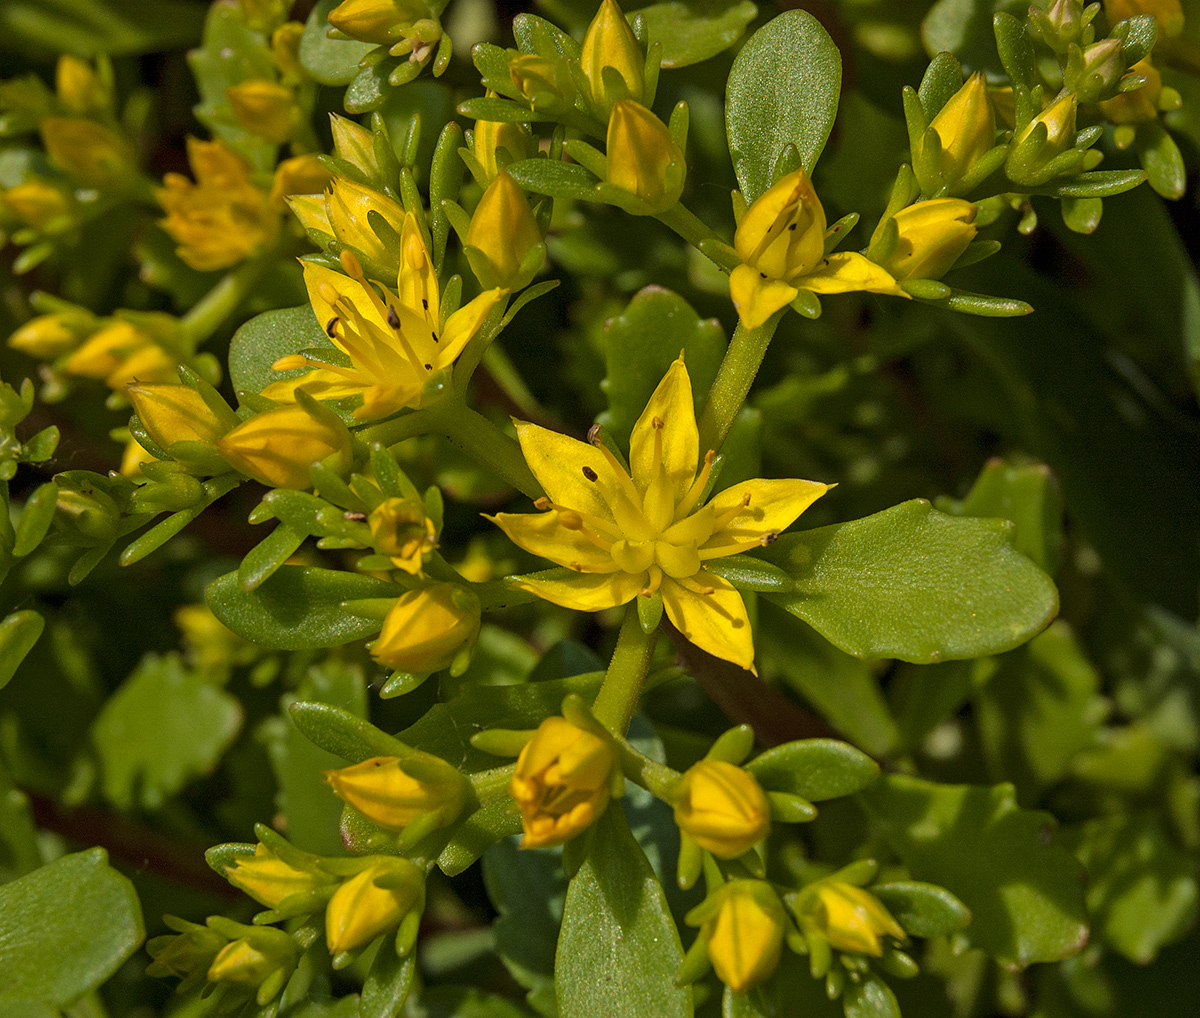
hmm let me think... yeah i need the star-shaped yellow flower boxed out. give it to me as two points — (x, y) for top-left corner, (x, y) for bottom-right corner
(729, 169), (905, 329)
(265, 213), (502, 420)
(490, 358), (830, 671)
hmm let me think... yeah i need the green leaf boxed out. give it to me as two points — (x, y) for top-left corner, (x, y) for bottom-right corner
(345, 59), (400, 114)
(90, 653), (242, 811)
(1136, 121), (1186, 201)
(870, 881), (972, 937)
(725, 9), (842, 202)
(239, 522), (308, 593)
(596, 286), (726, 447)
(228, 304), (333, 402)
(0, 849), (143, 1008)
(844, 974), (900, 1018)
(506, 158), (604, 202)
(746, 739), (880, 801)
(360, 936), (417, 1018)
(556, 806), (691, 1018)
(1060, 195), (1103, 235)
(1069, 814), (1198, 965)
(299, 0), (375, 86)
(920, 0), (1025, 81)
(0, 0), (204, 56)
(918, 52), (964, 122)
(758, 500), (1059, 663)
(859, 775), (1089, 968)
(0, 610), (44, 692)
(0, 763), (39, 882)
(633, 0), (758, 69)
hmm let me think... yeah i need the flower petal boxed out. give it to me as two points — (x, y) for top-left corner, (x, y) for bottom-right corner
(516, 570), (645, 611)
(701, 478), (832, 557)
(397, 212), (440, 326)
(629, 356), (698, 503)
(490, 511), (621, 572)
(302, 262), (389, 351)
(802, 252), (907, 297)
(262, 367), (367, 404)
(730, 263), (798, 330)
(514, 421), (626, 524)
(438, 288), (503, 367)
(661, 574), (756, 673)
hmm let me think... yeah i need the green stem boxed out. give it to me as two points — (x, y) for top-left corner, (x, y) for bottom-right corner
(655, 201), (722, 247)
(179, 254), (274, 349)
(697, 318), (779, 452)
(436, 401), (543, 500)
(482, 341), (550, 422)
(359, 408), (436, 448)
(468, 763), (516, 800)
(591, 603), (657, 735)
(614, 737), (679, 799)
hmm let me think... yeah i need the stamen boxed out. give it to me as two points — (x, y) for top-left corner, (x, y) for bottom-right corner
(676, 574), (715, 596)
(587, 431), (644, 510)
(640, 565), (663, 596)
(533, 497), (622, 542)
(343, 511), (367, 521)
(675, 449), (715, 519)
(534, 497), (551, 510)
(318, 282), (341, 305)
(326, 316), (340, 338)
(711, 492), (752, 531)
(387, 304), (400, 329)
(582, 466), (598, 482)
(760, 532), (777, 546)
(339, 249), (364, 278)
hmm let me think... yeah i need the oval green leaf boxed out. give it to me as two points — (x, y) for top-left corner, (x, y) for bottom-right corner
(725, 9), (841, 202)
(228, 303), (333, 401)
(634, 0), (758, 69)
(757, 499), (1059, 663)
(300, 0), (376, 86)
(746, 738), (880, 801)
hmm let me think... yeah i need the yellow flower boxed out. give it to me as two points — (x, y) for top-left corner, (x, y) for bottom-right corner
(264, 222), (501, 420)
(1100, 58), (1162, 124)
(269, 154), (332, 208)
(369, 582), (480, 673)
(56, 55), (109, 113)
(105, 343), (179, 389)
(223, 843), (335, 909)
(509, 55), (576, 110)
(272, 22), (306, 79)
(328, 0), (432, 44)
(730, 169), (904, 329)
(1016, 93), (1077, 156)
(368, 497), (437, 572)
(324, 755), (466, 830)
(61, 321), (170, 386)
(471, 116), (533, 182)
(8, 311), (91, 358)
(605, 100), (685, 214)
(673, 760), (770, 858)
(292, 176), (406, 269)
(208, 928), (298, 989)
(226, 80), (297, 145)
(158, 138), (279, 272)
(510, 714), (619, 849)
(464, 170), (543, 290)
(794, 880), (906, 957)
(581, 0), (646, 116)
(39, 118), (134, 187)
(325, 856), (425, 956)
(491, 357), (829, 671)
(874, 199), (977, 283)
(1105, 0), (1184, 36)
(917, 71), (995, 187)
(688, 880), (785, 993)
(3, 181), (72, 230)
(125, 382), (235, 451)
(330, 114), (379, 176)
(216, 403), (352, 489)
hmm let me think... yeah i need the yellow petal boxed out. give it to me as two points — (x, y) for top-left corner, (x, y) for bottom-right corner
(261, 367), (368, 404)
(661, 574), (755, 672)
(514, 422), (625, 524)
(436, 288), (503, 368)
(302, 262), (388, 350)
(729, 264), (798, 330)
(397, 212), (440, 326)
(701, 478), (831, 557)
(629, 356), (698, 503)
(515, 570), (645, 611)
(802, 252), (906, 297)
(490, 511), (621, 573)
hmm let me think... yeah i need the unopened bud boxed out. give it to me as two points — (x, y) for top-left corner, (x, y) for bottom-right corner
(581, 0), (646, 117)
(672, 760), (770, 858)
(39, 118), (134, 187)
(216, 403), (352, 489)
(125, 383), (233, 451)
(325, 856), (425, 956)
(370, 582), (481, 673)
(464, 171), (544, 290)
(1070, 38), (1126, 103)
(605, 100), (685, 214)
(226, 80), (297, 145)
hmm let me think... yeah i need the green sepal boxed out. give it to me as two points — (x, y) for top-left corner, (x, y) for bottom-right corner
(767, 791), (818, 823)
(747, 739), (879, 800)
(870, 881), (972, 938)
(702, 553), (795, 591)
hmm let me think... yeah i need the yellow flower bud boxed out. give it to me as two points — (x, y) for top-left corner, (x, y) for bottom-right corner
(1100, 57), (1162, 124)
(734, 168), (826, 285)
(56, 55), (109, 113)
(325, 856), (425, 956)
(104, 342), (179, 390)
(510, 715), (617, 849)
(1016, 93), (1078, 158)
(8, 311), (91, 358)
(581, 0), (646, 116)
(39, 117), (134, 187)
(208, 928), (298, 988)
(509, 55), (576, 109)
(1105, 0), (1184, 36)
(471, 117), (534, 182)
(691, 880), (785, 993)
(121, 437), (157, 478)
(328, 0), (429, 44)
(272, 22), (306, 79)
(368, 497), (437, 572)
(146, 918), (227, 982)
(876, 199), (977, 282)
(673, 760), (770, 858)
(795, 880), (906, 957)
(125, 383), (232, 451)
(465, 170), (543, 290)
(325, 755), (465, 830)
(605, 100), (685, 214)
(239, 0), (291, 32)
(920, 71), (996, 186)
(287, 192), (331, 236)
(226, 80), (297, 145)
(269, 154), (333, 209)
(3, 181), (72, 230)
(62, 321), (150, 380)
(216, 404), (352, 489)
(370, 583), (480, 673)
(330, 113), (379, 176)
(224, 842), (335, 909)
(323, 176), (406, 267)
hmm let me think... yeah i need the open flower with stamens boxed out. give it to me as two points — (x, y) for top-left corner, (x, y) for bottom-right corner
(490, 357), (830, 671)
(264, 213), (501, 420)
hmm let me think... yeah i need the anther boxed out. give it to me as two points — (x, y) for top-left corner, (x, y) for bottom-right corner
(788, 223), (797, 231)
(587, 424), (602, 445)
(422, 298), (429, 310)
(534, 497), (551, 510)
(386, 304), (400, 329)
(652, 416), (664, 430)
(343, 511), (367, 521)
(582, 466), (598, 481)
(556, 510), (584, 530)
(318, 282), (341, 305)
(760, 532), (777, 546)
(570, 560), (583, 571)
(339, 248), (365, 278)
(325, 316), (339, 338)
(424, 363), (432, 370)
